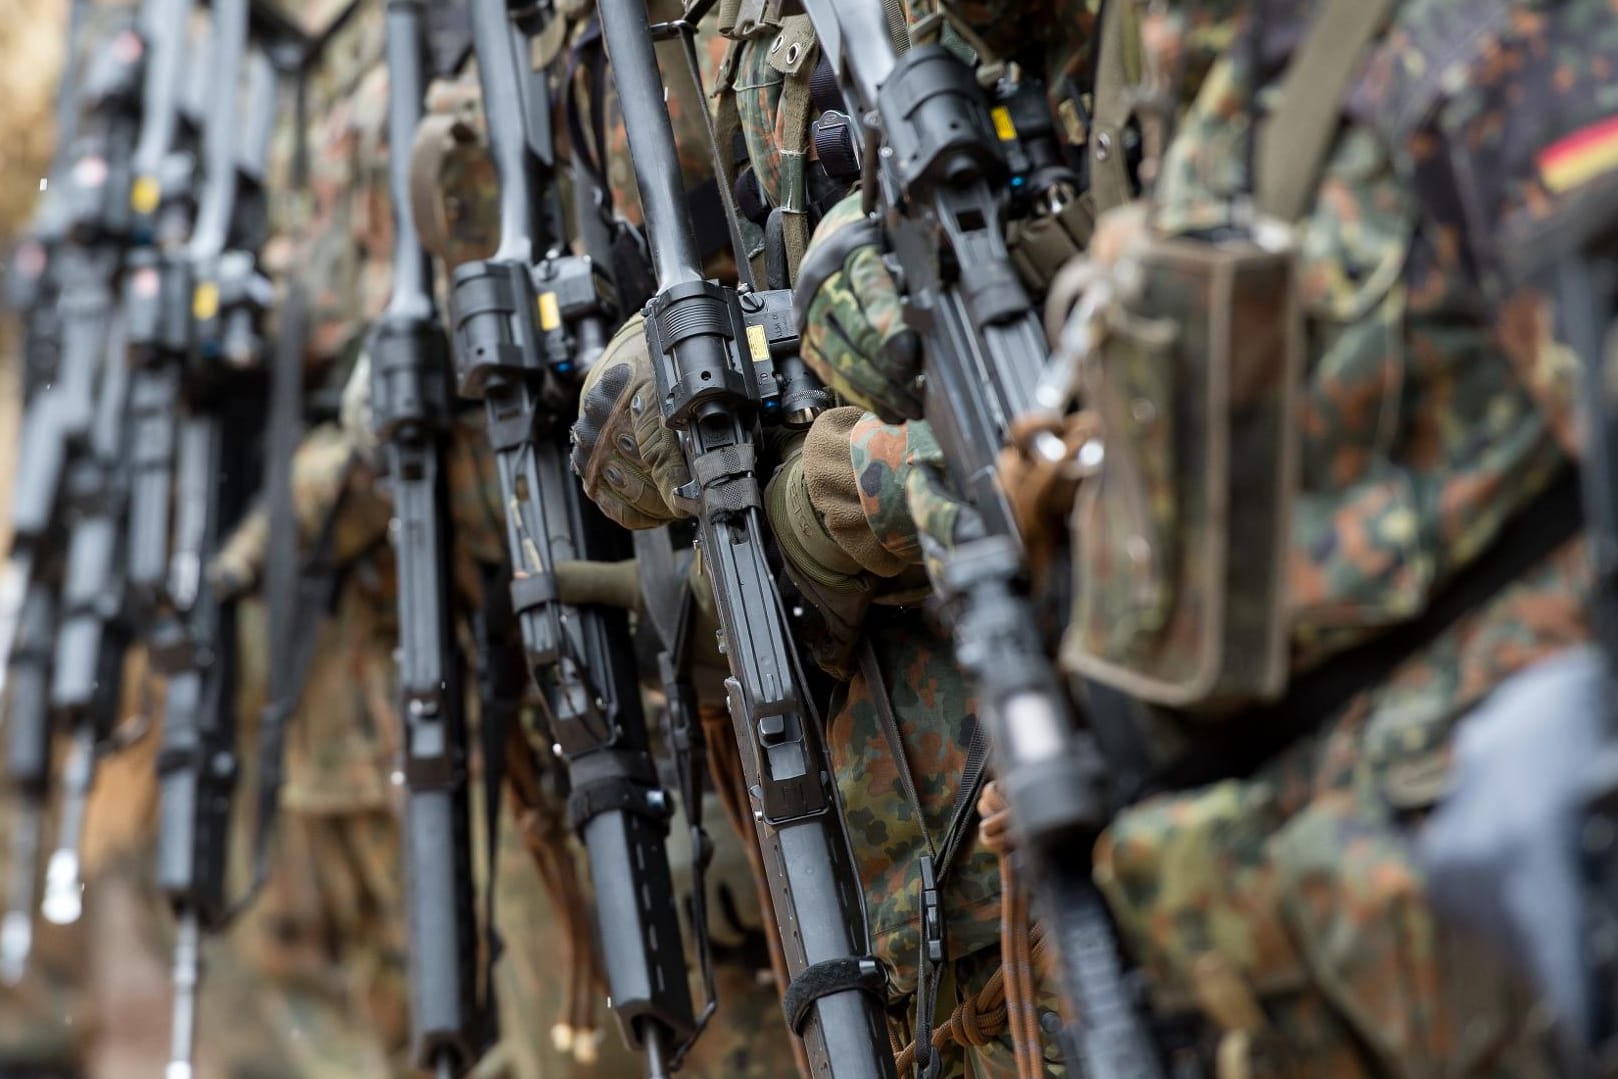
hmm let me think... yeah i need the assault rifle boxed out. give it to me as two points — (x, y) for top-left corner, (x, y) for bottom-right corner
(146, 0), (277, 1069)
(0, 0), (93, 981)
(594, 1), (895, 1075)
(449, 0), (696, 1073)
(5, 0), (92, 402)
(799, 4), (1164, 1075)
(43, 0), (207, 939)
(0, 2), (149, 978)
(377, 2), (479, 1075)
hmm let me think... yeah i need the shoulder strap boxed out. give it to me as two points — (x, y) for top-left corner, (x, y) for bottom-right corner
(1088, 0), (1141, 217)
(1256, 0), (1398, 221)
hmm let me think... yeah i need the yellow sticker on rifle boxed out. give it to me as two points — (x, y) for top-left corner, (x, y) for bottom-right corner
(745, 324), (769, 361)
(991, 106), (1017, 142)
(537, 291), (561, 331)
(131, 175), (160, 215)
(192, 282), (219, 321)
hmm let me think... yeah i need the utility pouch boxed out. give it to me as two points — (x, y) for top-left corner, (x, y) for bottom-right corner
(1063, 226), (1301, 708)
(1008, 198), (1095, 296)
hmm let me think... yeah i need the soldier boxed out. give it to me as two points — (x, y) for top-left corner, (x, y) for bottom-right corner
(569, 1), (1113, 1074)
(393, 27), (803, 1074)
(685, 0), (1609, 1074)
(206, 0), (415, 1072)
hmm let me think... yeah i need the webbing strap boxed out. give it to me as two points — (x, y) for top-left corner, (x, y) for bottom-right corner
(858, 639), (990, 1078)
(1087, 0), (1140, 216)
(782, 956), (889, 1035)
(775, 41), (816, 284)
(1256, 0), (1398, 220)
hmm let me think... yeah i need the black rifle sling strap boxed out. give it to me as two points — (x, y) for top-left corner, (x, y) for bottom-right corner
(245, 278), (355, 904)
(475, 560), (524, 1048)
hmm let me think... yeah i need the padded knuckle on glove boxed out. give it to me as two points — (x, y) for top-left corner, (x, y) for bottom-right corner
(572, 316), (691, 529)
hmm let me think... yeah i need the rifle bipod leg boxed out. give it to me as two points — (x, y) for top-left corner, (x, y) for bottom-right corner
(41, 725), (94, 926)
(165, 909), (201, 1079)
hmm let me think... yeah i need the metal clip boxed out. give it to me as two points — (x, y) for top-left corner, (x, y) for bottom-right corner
(919, 854), (943, 965)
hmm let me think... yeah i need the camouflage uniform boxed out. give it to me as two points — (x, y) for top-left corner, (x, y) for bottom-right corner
(777, 0), (1606, 1073)
(214, 1), (414, 1073)
(573, 2), (1090, 1071)
(1079, 1), (1600, 1072)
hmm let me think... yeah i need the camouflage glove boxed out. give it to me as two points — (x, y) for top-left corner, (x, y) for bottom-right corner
(765, 407), (931, 676)
(571, 313), (694, 530)
(793, 194), (924, 424)
(902, 421), (987, 586)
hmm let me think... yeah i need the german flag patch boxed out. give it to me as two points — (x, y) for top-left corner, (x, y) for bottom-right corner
(1539, 115), (1618, 193)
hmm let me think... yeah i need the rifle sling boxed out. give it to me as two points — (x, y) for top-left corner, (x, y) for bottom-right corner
(1254, 0), (1397, 222)
(1157, 467), (1584, 791)
(245, 453), (351, 906)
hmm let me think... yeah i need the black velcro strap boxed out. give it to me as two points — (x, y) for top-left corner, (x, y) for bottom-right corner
(564, 776), (671, 833)
(781, 957), (888, 1036)
(1158, 467), (1584, 790)
(509, 571), (558, 616)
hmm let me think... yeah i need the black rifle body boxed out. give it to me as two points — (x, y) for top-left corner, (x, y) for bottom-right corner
(147, 2), (275, 1070)
(594, 1), (894, 1075)
(377, 3), (478, 1074)
(0, 6), (148, 979)
(450, 1), (693, 1072)
(801, 5), (1163, 1075)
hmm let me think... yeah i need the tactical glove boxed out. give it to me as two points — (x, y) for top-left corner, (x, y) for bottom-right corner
(902, 422), (988, 588)
(764, 407), (931, 675)
(571, 313), (695, 530)
(793, 194), (924, 424)
(339, 351), (379, 461)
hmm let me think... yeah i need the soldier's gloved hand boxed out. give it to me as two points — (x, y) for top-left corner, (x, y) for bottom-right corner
(571, 313), (695, 530)
(793, 194), (924, 424)
(209, 508), (269, 599)
(765, 407), (930, 676)
(340, 351), (380, 462)
(902, 422), (987, 586)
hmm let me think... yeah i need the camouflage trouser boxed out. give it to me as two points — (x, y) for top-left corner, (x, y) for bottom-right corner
(233, 808), (411, 1079)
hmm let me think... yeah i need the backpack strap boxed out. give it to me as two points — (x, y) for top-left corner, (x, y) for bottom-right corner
(1255, 0), (1399, 221)
(1088, 0), (1141, 217)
